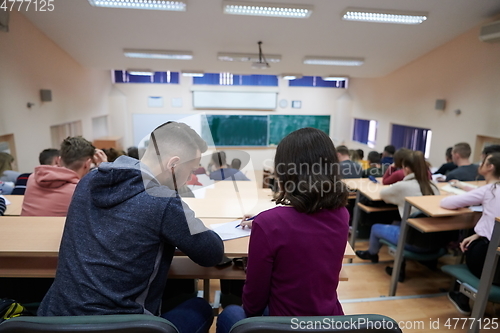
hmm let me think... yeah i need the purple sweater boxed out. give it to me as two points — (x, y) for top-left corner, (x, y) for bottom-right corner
(242, 206), (349, 317)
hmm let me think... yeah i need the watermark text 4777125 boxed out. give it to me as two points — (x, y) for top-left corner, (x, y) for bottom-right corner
(1, 0), (54, 11)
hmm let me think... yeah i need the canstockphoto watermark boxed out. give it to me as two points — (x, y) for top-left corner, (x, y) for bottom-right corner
(290, 318), (402, 330)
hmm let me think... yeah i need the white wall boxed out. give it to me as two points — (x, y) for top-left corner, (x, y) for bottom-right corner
(0, 11), (112, 172)
(348, 21), (500, 167)
(111, 78), (347, 171)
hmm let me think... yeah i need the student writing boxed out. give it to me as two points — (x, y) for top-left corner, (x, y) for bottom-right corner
(216, 127), (349, 333)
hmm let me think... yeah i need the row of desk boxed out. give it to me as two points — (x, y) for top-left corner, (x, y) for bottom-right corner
(343, 178), (484, 295)
(0, 181), (354, 305)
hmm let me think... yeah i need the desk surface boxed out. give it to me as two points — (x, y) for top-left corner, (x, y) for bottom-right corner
(0, 216), (355, 259)
(405, 195), (473, 217)
(0, 216), (354, 278)
(341, 178), (387, 201)
(183, 196), (277, 219)
(3, 195), (24, 216)
(408, 213), (480, 233)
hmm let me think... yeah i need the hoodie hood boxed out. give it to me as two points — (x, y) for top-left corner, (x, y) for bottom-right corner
(89, 156), (172, 209)
(33, 165), (80, 189)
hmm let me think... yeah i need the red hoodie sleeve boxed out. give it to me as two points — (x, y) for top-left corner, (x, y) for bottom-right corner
(382, 166), (404, 185)
(242, 221), (273, 316)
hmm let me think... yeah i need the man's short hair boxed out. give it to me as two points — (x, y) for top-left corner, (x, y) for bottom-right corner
(39, 148), (60, 165)
(60, 137), (96, 170)
(384, 145), (396, 155)
(367, 151), (381, 164)
(127, 146), (139, 159)
(336, 145), (350, 156)
(231, 158), (242, 170)
(356, 149), (364, 160)
(453, 142), (471, 159)
(150, 122), (208, 162)
(483, 145), (500, 156)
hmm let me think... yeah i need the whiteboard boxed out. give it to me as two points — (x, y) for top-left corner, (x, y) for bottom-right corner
(193, 91), (277, 110)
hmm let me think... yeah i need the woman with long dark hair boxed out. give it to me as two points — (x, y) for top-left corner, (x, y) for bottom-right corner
(216, 128), (349, 333)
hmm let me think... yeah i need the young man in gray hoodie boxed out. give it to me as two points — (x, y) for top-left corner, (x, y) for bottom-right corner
(38, 122), (224, 333)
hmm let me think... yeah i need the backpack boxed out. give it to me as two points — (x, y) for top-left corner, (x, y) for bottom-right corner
(0, 299), (33, 323)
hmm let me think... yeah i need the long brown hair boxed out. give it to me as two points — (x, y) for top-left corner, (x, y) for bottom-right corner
(402, 151), (436, 196)
(274, 128), (348, 213)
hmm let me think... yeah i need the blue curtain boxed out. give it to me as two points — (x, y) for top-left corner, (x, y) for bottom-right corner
(289, 76), (347, 88)
(352, 119), (370, 144)
(193, 74), (278, 86)
(391, 124), (429, 152)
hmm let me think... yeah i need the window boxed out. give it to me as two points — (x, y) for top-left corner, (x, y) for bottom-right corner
(113, 71), (179, 84)
(391, 124), (432, 158)
(193, 73), (278, 86)
(352, 118), (377, 148)
(289, 76), (348, 88)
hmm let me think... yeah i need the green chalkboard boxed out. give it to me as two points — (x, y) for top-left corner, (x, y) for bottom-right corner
(203, 115), (268, 146)
(268, 115), (330, 146)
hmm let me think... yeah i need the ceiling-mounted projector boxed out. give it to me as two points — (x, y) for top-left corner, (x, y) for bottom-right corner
(252, 41), (269, 69)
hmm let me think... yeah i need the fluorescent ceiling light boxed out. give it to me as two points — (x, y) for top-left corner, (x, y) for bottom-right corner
(281, 74), (302, 80)
(322, 75), (349, 81)
(127, 69), (154, 76)
(342, 8), (427, 25)
(218, 52), (281, 63)
(124, 49), (193, 60)
(88, 0), (187, 11)
(182, 70), (204, 77)
(223, 1), (312, 18)
(304, 57), (364, 66)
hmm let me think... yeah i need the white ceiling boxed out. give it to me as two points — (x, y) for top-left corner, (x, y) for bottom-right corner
(22, 0), (500, 78)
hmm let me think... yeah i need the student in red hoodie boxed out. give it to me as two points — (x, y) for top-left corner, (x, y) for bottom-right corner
(382, 148), (412, 185)
(21, 137), (107, 216)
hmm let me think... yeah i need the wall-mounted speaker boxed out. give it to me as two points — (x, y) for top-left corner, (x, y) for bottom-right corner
(435, 99), (446, 110)
(40, 89), (52, 102)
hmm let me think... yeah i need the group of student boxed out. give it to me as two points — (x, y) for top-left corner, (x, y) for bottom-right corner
(1, 124), (499, 332)
(0, 124), (350, 333)
(353, 142), (500, 316)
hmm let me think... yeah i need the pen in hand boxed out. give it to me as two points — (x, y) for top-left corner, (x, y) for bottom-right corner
(235, 215), (256, 228)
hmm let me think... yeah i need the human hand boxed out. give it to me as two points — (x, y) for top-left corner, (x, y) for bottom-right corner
(93, 149), (108, 166)
(238, 214), (254, 229)
(460, 234), (480, 252)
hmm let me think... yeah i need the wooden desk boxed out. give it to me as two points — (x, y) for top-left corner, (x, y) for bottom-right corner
(3, 195), (24, 216)
(388, 195), (476, 296)
(0, 216), (355, 278)
(183, 196), (276, 219)
(467, 217), (500, 333)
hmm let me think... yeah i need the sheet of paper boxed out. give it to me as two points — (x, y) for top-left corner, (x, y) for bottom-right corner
(440, 184), (467, 195)
(211, 220), (251, 241)
(432, 174), (444, 182)
(469, 205), (483, 212)
(0, 195), (11, 205)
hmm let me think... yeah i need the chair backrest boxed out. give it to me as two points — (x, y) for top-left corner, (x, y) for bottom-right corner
(229, 314), (402, 333)
(0, 314), (178, 333)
